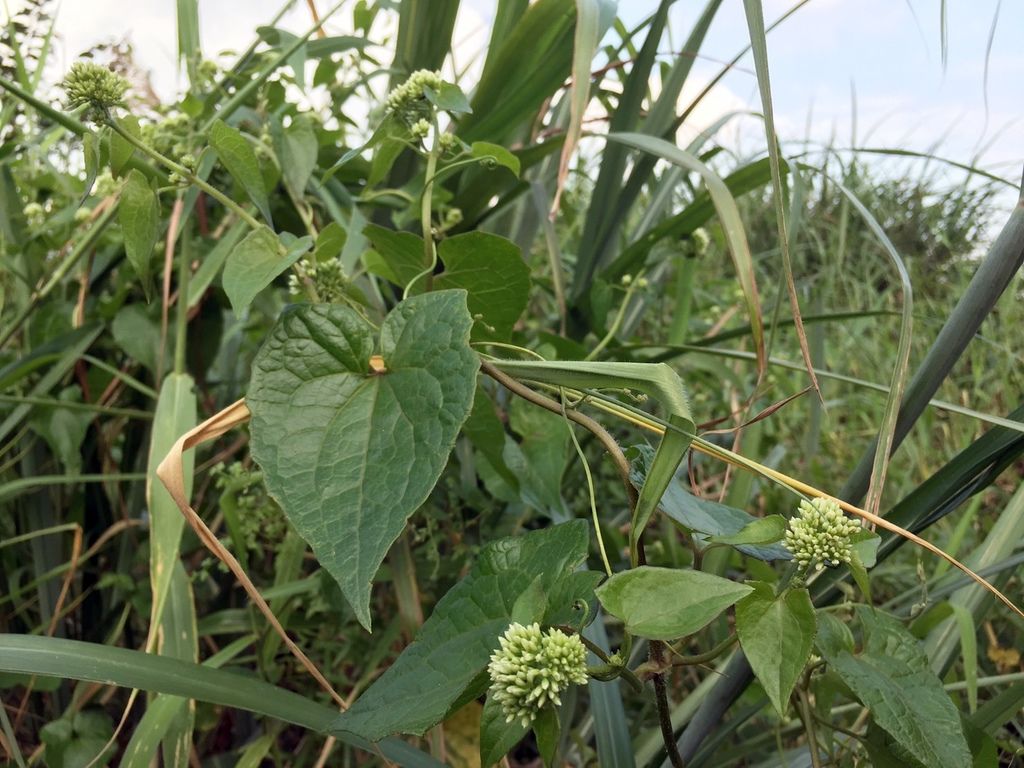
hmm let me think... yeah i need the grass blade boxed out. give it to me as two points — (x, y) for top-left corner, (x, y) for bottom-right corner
(741, 0), (820, 400)
(0, 635), (442, 767)
(606, 132), (766, 376)
(839, 182), (1024, 504)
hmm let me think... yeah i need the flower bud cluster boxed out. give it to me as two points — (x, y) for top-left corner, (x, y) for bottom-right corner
(784, 497), (861, 571)
(385, 69), (443, 116)
(63, 62), (129, 115)
(487, 622), (588, 727)
(288, 258), (348, 304)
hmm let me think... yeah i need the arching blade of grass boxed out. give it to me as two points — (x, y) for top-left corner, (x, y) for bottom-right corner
(0, 635), (443, 767)
(839, 180), (1024, 504)
(801, 164), (915, 519)
(823, 147), (1018, 188)
(604, 156), (777, 285)
(606, 133), (766, 377)
(550, 0), (609, 214)
(742, 0), (821, 402)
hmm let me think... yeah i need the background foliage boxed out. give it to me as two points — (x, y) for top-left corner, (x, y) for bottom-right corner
(1, 0), (1022, 766)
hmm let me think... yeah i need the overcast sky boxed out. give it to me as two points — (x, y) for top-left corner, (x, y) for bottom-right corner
(11, 0), (1022, 207)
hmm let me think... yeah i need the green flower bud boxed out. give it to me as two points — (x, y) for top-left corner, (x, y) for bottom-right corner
(487, 622), (588, 727)
(23, 201), (45, 228)
(385, 69), (444, 114)
(410, 118), (431, 139)
(290, 257), (348, 303)
(438, 132), (458, 151)
(63, 62), (130, 115)
(783, 497), (861, 571)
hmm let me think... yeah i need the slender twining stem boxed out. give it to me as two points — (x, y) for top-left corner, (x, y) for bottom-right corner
(795, 686), (823, 768)
(586, 273), (644, 361)
(106, 118), (265, 234)
(405, 119), (441, 298)
(574, 634), (643, 692)
(650, 639), (685, 768)
(560, 391), (613, 577)
(480, 361), (635, 502)
(669, 632), (737, 666)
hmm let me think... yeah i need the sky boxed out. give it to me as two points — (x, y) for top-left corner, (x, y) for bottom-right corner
(8, 0), (1022, 209)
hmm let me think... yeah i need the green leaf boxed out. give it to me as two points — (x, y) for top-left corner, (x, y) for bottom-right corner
(222, 227), (308, 315)
(362, 223), (425, 288)
(185, 221), (247, 308)
(247, 292), (480, 630)
(708, 515), (786, 546)
(629, 413), (693, 564)
(814, 609), (854, 659)
(435, 231), (530, 340)
(111, 304), (163, 374)
(594, 566), (752, 641)
(209, 118), (273, 225)
(629, 445), (790, 561)
(470, 141), (520, 177)
(735, 583), (815, 716)
(480, 695), (528, 767)
(462, 0), (575, 143)
(332, 521), (592, 740)
(41, 710), (115, 768)
(81, 131), (100, 202)
(314, 221), (347, 263)
(118, 169), (159, 300)
(463, 385), (518, 489)
(275, 115), (318, 196)
(424, 81), (472, 114)
(818, 608), (971, 768)
(110, 114), (140, 178)
(176, 0), (201, 84)
(533, 705), (559, 767)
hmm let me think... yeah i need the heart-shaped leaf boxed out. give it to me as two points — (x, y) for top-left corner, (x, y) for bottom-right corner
(247, 291), (479, 629)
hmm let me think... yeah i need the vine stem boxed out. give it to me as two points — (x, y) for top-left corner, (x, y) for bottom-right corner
(482, 360), (685, 767)
(796, 686), (824, 768)
(585, 273), (644, 361)
(669, 632), (737, 666)
(106, 118), (266, 235)
(405, 119), (441, 298)
(480, 361), (635, 503)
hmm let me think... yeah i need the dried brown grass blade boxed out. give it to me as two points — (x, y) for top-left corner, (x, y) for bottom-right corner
(156, 399), (348, 710)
